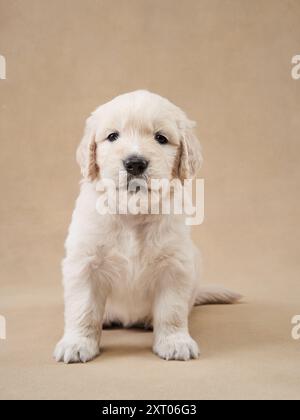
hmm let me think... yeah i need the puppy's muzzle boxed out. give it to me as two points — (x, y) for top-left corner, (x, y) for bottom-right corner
(123, 155), (149, 177)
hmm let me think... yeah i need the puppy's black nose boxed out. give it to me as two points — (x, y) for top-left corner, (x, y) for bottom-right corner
(123, 155), (149, 176)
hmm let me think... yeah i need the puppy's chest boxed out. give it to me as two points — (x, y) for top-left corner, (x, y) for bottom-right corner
(116, 231), (152, 284)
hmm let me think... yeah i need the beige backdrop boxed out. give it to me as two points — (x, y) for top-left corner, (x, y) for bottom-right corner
(0, 0), (300, 400)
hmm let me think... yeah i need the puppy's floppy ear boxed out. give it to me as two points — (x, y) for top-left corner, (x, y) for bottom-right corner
(179, 118), (203, 181)
(76, 115), (99, 180)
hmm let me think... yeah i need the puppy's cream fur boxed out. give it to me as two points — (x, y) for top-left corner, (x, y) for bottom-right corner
(54, 90), (240, 363)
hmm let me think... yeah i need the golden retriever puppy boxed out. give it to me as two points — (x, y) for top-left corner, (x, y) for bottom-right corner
(54, 90), (241, 363)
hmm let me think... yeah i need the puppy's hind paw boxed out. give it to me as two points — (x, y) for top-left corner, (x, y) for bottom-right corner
(54, 335), (100, 364)
(153, 333), (200, 361)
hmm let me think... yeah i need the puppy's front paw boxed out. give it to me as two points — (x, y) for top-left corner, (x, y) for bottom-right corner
(153, 332), (200, 361)
(54, 335), (100, 364)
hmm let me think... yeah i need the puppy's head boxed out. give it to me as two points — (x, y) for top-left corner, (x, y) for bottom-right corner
(77, 90), (202, 188)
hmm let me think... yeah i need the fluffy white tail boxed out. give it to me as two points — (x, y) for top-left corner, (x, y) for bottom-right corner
(195, 285), (243, 306)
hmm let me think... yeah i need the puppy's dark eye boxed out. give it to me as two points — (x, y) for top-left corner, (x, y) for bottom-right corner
(107, 132), (119, 142)
(155, 133), (168, 145)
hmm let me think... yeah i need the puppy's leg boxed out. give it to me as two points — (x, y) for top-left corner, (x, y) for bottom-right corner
(54, 248), (111, 364)
(152, 261), (199, 361)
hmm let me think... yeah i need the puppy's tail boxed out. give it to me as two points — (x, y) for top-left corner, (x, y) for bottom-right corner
(195, 285), (243, 306)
